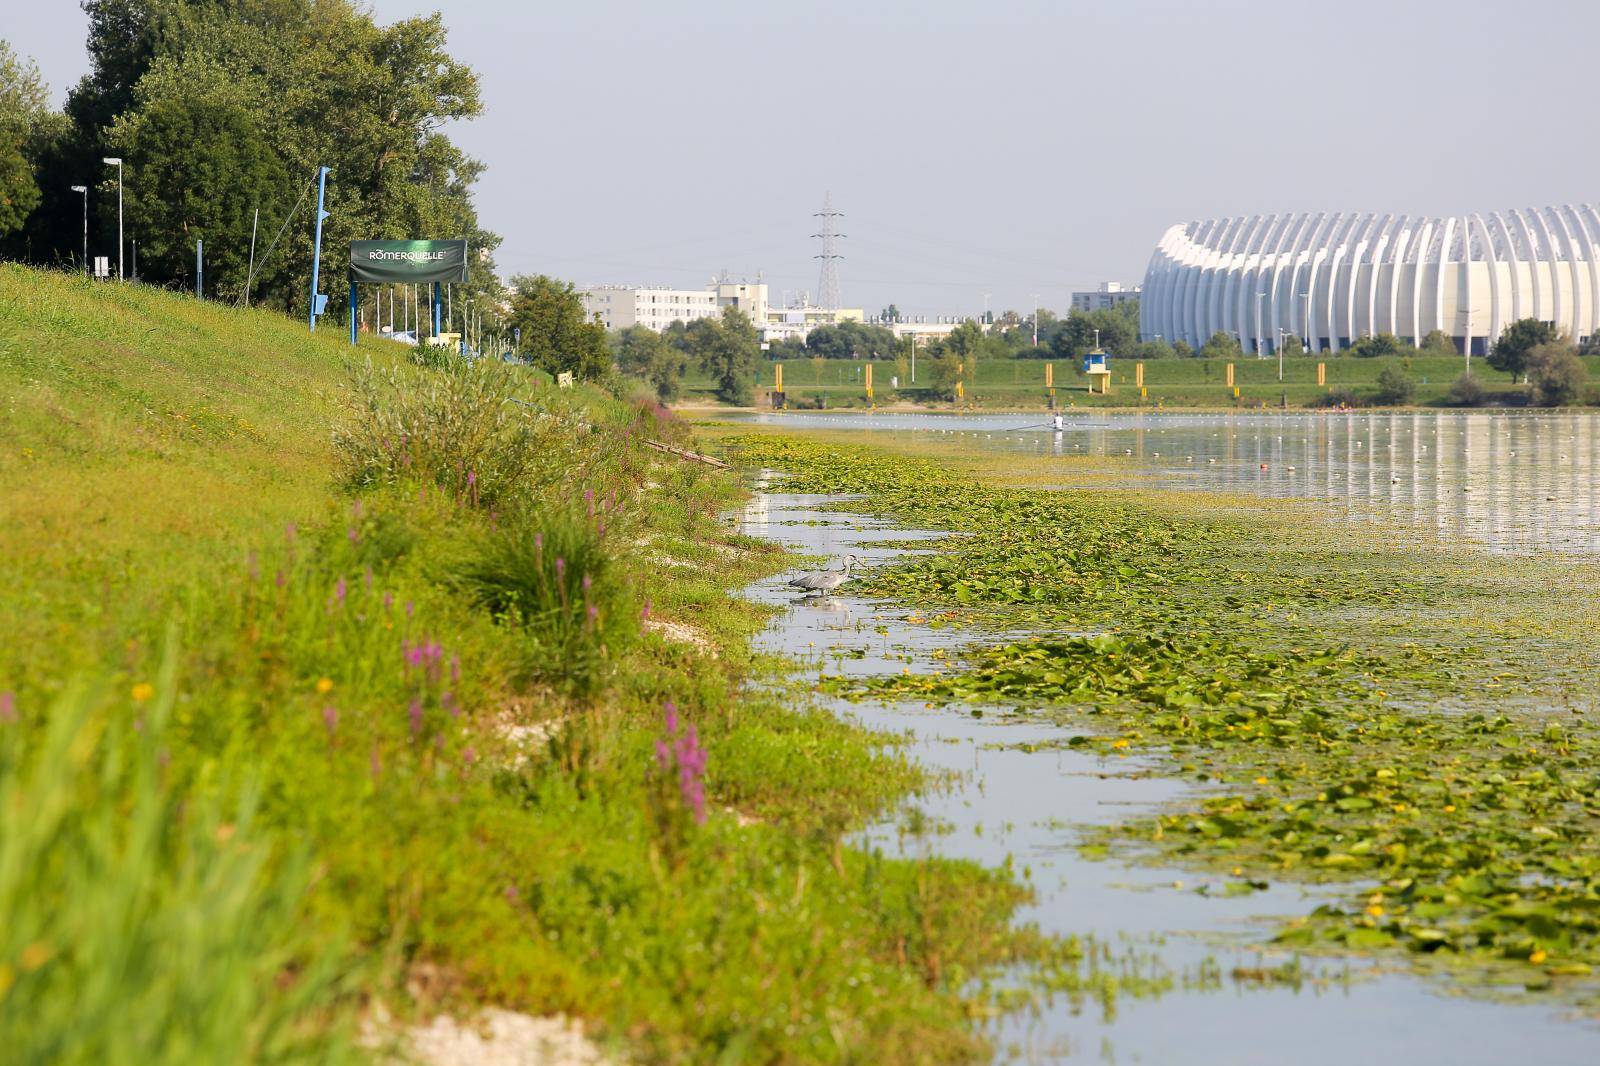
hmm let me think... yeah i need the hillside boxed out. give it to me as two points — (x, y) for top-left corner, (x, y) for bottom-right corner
(0, 266), (1036, 1063)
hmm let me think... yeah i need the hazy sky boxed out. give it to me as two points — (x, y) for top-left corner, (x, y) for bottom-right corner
(11, 0), (1600, 316)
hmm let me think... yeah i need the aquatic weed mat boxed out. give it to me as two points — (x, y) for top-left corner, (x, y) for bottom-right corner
(718, 429), (1600, 1007)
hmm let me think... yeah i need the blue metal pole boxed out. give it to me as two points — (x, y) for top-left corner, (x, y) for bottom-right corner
(349, 282), (358, 345)
(433, 282), (442, 338)
(195, 239), (202, 298)
(308, 166), (330, 330)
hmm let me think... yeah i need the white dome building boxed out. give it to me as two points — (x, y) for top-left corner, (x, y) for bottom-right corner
(1140, 206), (1600, 355)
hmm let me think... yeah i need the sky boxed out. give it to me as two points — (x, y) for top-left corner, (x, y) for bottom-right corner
(10, 0), (1600, 317)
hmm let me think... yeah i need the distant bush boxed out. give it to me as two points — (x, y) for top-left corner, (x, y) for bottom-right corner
(1446, 372), (1488, 407)
(1347, 332), (1409, 359)
(408, 341), (463, 369)
(1309, 387), (1362, 409)
(1526, 343), (1587, 406)
(1373, 365), (1417, 405)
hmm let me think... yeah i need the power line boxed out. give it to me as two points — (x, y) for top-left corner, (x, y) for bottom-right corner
(812, 191), (845, 310)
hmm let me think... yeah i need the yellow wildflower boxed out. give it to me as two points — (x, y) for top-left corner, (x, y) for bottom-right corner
(130, 683), (155, 703)
(315, 677), (334, 694)
(1530, 949), (1547, 965)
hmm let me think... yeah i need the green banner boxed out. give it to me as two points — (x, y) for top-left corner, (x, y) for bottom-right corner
(349, 240), (469, 284)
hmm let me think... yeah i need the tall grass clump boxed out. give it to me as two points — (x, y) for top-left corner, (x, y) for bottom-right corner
(454, 506), (635, 696)
(0, 672), (357, 1065)
(334, 356), (565, 508)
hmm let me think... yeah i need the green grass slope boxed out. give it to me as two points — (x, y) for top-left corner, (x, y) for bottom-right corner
(0, 265), (1053, 1063)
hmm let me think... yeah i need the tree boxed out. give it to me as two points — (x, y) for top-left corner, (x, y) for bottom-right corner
(926, 354), (963, 401)
(1198, 330), (1242, 360)
(109, 74), (287, 298)
(0, 40), (57, 238)
(1489, 318), (1561, 380)
(507, 275), (610, 381)
(1419, 329), (1456, 356)
(25, 3), (495, 312)
(1279, 333), (1304, 358)
(699, 307), (760, 405)
(1346, 332), (1407, 358)
(1052, 309), (1135, 361)
(1373, 366), (1416, 405)
(941, 320), (985, 359)
(613, 325), (685, 402)
(1171, 339), (1195, 360)
(1525, 342), (1586, 406)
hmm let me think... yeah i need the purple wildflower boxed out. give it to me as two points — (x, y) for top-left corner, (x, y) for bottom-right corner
(335, 576), (347, 605)
(323, 705), (338, 734)
(408, 699), (424, 740)
(285, 522), (297, 544)
(276, 569), (287, 588)
(462, 746), (477, 766)
(663, 700), (679, 735)
(405, 600), (414, 618)
(348, 525), (360, 543)
(641, 599), (653, 622)
(581, 574), (592, 594)
(384, 591), (394, 612)
(0, 691), (15, 723)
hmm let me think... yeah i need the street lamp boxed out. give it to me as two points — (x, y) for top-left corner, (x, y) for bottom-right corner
(1255, 291), (1267, 359)
(102, 157), (123, 280)
(70, 185), (87, 275)
(1300, 292), (1311, 354)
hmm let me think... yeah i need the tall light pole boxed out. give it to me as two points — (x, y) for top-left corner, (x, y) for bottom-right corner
(1032, 294), (1039, 347)
(70, 185), (88, 275)
(1300, 292), (1311, 354)
(1277, 327), (1285, 381)
(102, 157), (123, 280)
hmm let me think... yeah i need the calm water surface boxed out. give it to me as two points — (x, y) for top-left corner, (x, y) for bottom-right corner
(734, 411), (1600, 555)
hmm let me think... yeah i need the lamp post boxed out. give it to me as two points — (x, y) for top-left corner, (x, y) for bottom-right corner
(102, 157), (123, 280)
(70, 185), (87, 275)
(1255, 291), (1267, 359)
(1300, 292), (1311, 354)
(1277, 327), (1285, 381)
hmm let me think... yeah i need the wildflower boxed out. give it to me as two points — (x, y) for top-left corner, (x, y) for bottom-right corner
(664, 700), (679, 735)
(581, 574), (592, 594)
(0, 691), (14, 722)
(315, 677), (334, 694)
(323, 705), (338, 734)
(370, 745), (382, 779)
(405, 600), (414, 618)
(408, 699), (424, 739)
(462, 745), (477, 766)
(334, 577), (347, 605)
(285, 522), (297, 544)
(383, 591), (394, 612)
(131, 683), (155, 703)
(364, 566), (374, 591)
(641, 598), (653, 622)
(505, 885), (519, 903)
(1530, 949), (1548, 965)
(348, 525), (360, 543)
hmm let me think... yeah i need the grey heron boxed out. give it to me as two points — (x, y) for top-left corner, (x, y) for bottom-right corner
(787, 555), (859, 596)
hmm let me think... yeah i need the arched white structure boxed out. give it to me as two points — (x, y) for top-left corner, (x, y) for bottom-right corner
(1139, 205), (1600, 354)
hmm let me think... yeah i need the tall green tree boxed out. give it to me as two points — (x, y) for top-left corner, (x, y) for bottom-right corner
(1052, 309), (1136, 361)
(108, 70), (287, 298)
(507, 274), (609, 381)
(0, 41), (59, 239)
(613, 325), (685, 401)
(26, 2), (496, 310)
(1489, 318), (1561, 381)
(698, 307), (760, 405)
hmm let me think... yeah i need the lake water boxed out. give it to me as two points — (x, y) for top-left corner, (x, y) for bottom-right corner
(733, 411), (1600, 555)
(737, 483), (1600, 1063)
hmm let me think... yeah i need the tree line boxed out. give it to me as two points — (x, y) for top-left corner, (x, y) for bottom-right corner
(0, 3), (499, 320)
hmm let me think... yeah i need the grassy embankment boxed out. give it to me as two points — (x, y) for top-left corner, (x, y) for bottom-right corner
(714, 427), (1600, 999)
(682, 354), (1600, 409)
(0, 264), (1077, 1062)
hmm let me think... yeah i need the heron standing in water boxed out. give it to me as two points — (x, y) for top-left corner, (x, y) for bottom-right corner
(787, 555), (859, 597)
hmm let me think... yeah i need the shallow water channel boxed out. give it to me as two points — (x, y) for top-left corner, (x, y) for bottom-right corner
(736, 488), (1600, 1063)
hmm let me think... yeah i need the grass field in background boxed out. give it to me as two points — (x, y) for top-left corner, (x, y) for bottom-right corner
(683, 353), (1600, 408)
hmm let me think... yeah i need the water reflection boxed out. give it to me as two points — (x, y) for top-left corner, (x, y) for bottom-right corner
(734, 411), (1600, 555)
